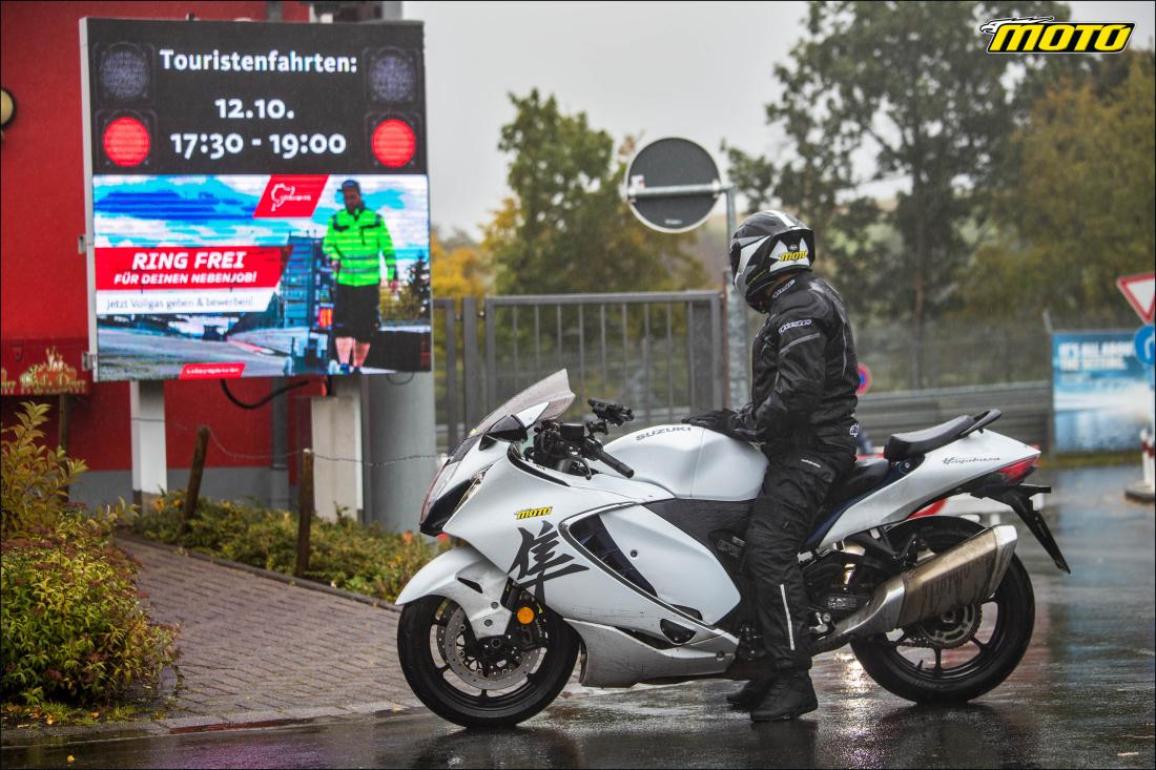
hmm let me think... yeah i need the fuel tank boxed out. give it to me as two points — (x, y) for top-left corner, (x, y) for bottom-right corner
(603, 424), (767, 500)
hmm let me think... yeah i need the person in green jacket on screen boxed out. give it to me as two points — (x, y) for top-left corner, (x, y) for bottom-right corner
(322, 179), (397, 374)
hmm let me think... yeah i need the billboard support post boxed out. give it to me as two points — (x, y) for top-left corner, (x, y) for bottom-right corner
(270, 378), (291, 510)
(130, 380), (167, 508)
(366, 374), (437, 531)
(310, 378), (363, 521)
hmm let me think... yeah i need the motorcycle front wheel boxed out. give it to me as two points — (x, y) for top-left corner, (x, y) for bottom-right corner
(850, 518), (1036, 704)
(397, 595), (579, 728)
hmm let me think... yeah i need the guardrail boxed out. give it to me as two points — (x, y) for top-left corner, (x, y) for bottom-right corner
(857, 381), (1051, 450)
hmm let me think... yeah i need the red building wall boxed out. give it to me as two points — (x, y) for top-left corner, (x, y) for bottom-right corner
(1, 1), (316, 475)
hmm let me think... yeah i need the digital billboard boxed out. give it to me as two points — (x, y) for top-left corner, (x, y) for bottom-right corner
(1052, 331), (1154, 453)
(80, 18), (429, 381)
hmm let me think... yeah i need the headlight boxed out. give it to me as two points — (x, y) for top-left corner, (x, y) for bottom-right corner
(419, 467), (487, 537)
(457, 468), (487, 509)
(419, 460), (459, 524)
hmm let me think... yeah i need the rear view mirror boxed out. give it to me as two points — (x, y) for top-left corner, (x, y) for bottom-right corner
(481, 414), (527, 448)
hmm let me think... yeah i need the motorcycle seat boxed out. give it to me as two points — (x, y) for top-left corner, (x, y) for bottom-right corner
(826, 458), (890, 505)
(883, 415), (976, 461)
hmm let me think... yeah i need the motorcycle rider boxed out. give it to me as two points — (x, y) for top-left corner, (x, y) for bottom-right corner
(685, 210), (860, 722)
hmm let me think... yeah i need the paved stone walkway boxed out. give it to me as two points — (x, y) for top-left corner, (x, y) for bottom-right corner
(119, 539), (420, 727)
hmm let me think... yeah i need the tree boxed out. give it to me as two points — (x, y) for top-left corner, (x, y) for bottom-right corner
(962, 52), (1156, 323)
(484, 90), (706, 295)
(726, 0), (1066, 387)
(430, 230), (490, 299)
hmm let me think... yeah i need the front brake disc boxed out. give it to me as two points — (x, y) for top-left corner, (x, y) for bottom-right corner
(438, 604), (542, 689)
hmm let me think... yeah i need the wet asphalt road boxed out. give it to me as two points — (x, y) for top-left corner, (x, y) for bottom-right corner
(4, 465), (1153, 769)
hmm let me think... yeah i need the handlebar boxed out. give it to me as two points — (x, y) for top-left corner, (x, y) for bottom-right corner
(531, 420), (636, 479)
(584, 439), (635, 479)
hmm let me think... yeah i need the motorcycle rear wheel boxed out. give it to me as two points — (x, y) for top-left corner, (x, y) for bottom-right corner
(850, 518), (1035, 704)
(398, 595), (579, 728)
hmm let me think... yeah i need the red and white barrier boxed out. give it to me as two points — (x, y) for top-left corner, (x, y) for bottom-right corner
(1144, 430), (1155, 477)
(1126, 428), (1156, 503)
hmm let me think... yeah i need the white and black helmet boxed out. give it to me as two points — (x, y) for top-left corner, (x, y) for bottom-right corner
(729, 210), (816, 311)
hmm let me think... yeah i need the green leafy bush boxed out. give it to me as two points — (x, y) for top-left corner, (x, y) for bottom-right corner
(131, 493), (445, 602)
(1, 402), (87, 538)
(1, 402), (177, 714)
(1, 532), (177, 706)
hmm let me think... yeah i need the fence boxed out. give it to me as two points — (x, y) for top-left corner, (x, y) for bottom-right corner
(433, 292), (1055, 453)
(434, 292), (725, 449)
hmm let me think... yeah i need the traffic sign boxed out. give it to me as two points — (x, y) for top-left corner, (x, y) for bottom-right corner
(1135, 325), (1155, 367)
(856, 363), (872, 396)
(1117, 272), (1155, 324)
(624, 137), (720, 233)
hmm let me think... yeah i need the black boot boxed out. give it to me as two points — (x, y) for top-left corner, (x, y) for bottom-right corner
(750, 670), (818, 722)
(726, 675), (775, 711)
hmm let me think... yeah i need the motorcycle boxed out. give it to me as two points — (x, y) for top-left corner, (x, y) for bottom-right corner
(396, 370), (1069, 728)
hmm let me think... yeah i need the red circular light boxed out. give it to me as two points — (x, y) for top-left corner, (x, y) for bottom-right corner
(371, 119), (416, 168)
(102, 116), (150, 167)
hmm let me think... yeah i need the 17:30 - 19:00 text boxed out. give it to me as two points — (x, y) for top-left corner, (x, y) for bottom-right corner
(168, 132), (348, 160)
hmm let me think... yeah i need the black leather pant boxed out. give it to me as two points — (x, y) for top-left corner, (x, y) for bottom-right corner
(744, 443), (855, 673)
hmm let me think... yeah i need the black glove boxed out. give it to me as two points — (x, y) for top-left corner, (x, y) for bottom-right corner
(683, 409), (742, 438)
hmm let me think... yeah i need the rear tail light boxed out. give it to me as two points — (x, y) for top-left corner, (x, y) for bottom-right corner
(994, 457), (1037, 485)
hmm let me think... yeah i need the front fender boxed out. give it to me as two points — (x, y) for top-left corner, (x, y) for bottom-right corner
(395, 545), (513, 639)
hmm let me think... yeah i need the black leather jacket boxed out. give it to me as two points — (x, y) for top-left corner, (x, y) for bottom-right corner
(731, 272), (860, 454)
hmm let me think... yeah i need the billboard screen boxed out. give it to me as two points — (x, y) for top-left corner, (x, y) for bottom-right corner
(1052, 331), (1153, 453)
(81, 18), (429, 381)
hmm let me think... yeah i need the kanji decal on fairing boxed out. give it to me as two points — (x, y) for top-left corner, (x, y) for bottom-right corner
(509, 520), (589, 601)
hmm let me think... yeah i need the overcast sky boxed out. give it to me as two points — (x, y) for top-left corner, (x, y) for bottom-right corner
(404, 1), (1156, 237)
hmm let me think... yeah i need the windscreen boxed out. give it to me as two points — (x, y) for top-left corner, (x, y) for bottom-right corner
(469, 369), (575, 438)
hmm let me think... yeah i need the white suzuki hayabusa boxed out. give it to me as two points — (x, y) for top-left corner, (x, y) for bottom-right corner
(396, 371), (1069, 728)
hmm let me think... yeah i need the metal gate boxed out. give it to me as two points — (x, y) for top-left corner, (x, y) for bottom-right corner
(433, 291), (725, 451)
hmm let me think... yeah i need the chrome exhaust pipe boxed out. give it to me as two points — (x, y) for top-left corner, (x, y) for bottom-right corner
(814, 524), (1018, 653)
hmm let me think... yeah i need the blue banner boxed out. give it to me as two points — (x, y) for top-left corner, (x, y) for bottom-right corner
(1052, 331), (1154, 453)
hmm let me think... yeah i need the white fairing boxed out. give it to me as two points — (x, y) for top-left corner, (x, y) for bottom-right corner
(444, 455), (731, 645)
(820, 429), (1039, 546)
(597, 506), (740, 624)
(603, 424), (767, 500)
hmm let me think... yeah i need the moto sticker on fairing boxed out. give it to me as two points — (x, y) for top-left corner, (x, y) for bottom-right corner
(514, 506), (553, 520)
(509, 521), (589, 602)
